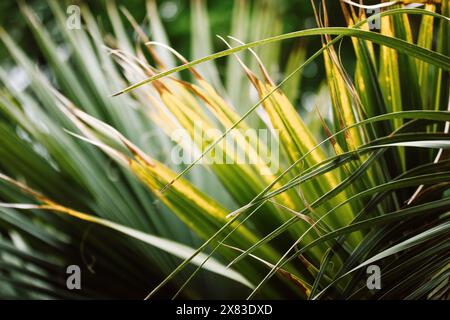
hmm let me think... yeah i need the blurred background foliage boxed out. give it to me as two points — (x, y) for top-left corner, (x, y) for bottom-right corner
(0, 0), (357, 113)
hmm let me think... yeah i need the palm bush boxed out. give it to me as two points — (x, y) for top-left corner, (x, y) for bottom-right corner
(0, 0), (448, 299)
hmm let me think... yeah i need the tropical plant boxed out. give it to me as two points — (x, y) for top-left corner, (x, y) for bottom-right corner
(0, 0), (448, 300)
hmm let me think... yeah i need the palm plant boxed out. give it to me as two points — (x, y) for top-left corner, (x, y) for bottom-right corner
(0, 0), (448, 299)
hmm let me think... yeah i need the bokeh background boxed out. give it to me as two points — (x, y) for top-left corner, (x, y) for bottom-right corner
(0, 0), (362, 114)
